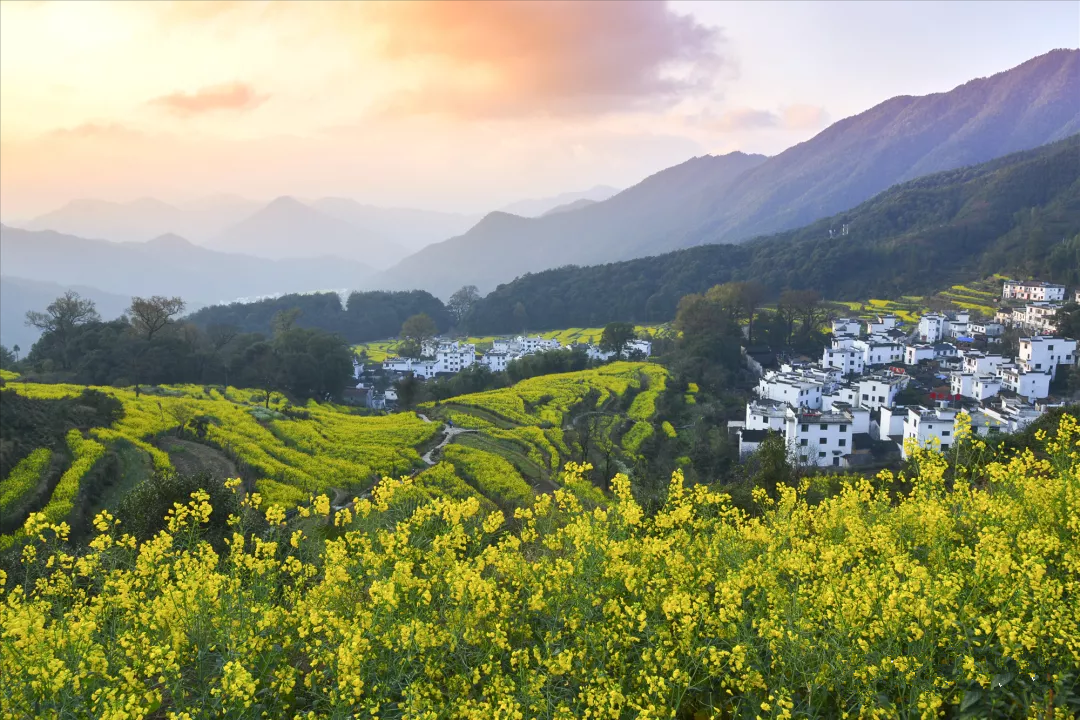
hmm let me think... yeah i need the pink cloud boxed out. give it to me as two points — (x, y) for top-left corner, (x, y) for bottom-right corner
(149, 82), (268, 116)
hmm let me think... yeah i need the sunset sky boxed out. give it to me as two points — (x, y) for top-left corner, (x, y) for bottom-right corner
(1, 0), (1076, 219)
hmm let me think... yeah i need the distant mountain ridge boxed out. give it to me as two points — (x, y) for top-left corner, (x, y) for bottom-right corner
(463, 134), (1080, 333)
(377, 49), (1080, 297)
(0, 224), (374, 312)
(498, 185), (621, 217)
(204, 196), (408, 269)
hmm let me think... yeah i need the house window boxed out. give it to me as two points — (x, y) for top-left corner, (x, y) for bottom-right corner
(879, 396), (885, 403)
(819, 438), (827, 444)
(1036, 363), (1042, 369)
(800, 439), (808, 446)
(801, 424), (808, 432)
(820, 424), (828, 431)
(941, 443), (950, 451)
(942, 431), (951, 437)
(862, 394), (869, 400)
(926, 424), (933, 429)
(833, 457), (840, 466)
(840, 425), (847, 432)
(839, 439), (847, 447)
(818, 451), (826, 458)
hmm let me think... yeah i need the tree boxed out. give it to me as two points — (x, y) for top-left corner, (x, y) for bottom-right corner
(240, 341), (283, 408)
(400, 314), (438, 358)
(0, 346), (14, 370)
(128, 296), (186, 340)
(394, 374), (423, 409)
(737, 282), (767, 344)
(12, 345), (20, 362)
(271, 308), (302, 337)
(512, 302), (528, 333)
(599, 322), (636, 358)
(1053, 302), (1080, 339)
(447, 285), (480, 328)
(25, 291), (101, 369)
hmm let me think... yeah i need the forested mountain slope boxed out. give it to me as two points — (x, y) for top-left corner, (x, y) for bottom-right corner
(465, 134), (1080, 333)
(379, 50), (1079, 297)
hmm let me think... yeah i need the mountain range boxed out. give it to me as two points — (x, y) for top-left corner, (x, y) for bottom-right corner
(377, 48), (1080, 298)
(464, 134), (1080, 333)
(0, 225), (375, 345)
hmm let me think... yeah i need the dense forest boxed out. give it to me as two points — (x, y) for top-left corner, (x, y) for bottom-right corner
(465, 135), (1080, 333)
(186, 289), (452, 342)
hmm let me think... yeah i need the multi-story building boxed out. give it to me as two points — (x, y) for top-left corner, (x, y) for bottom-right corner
(744, 399), (788, 431)
(480, 351), (510, 372)
(853, 339), (905, 367)
(950, 372), (1001, 401)
(962, 351), (1006, 375)
(757, 373), (823, 410)
(822, 337), (865, 375)
(785, 406), (854, 468)
(1002, 280), (1066, 302)
(998, 365), (1051, 400)
(856, 372), (909, 410)
(902, 406), (959, 458)
(905, 344), (936, 365)
(917, 314), (947, 343)
(1018, 336), (1077, 379)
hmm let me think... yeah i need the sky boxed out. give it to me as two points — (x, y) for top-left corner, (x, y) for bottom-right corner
(1, 0), (1077, 219)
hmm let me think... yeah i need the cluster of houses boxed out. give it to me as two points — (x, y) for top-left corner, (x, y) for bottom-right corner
(996, 280), (1075, 334)
(347, 334), (653, 408)
(732, 280), (1077, 469)
(381, 335), (653, 379)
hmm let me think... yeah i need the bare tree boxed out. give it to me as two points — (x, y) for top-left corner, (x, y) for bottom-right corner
(25, 291), (101, 369)
(128, 296), (186, 340)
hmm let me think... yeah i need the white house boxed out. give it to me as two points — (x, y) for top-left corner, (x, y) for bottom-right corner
(905, 344), (935, 366)
(918, 314), (947, 343)
(902, 406), (959, 458)
(982, 397), (1048, 432)
(785, 407), (854, 468)
(822, 343), (865, 376)
(878, 405), (908, 442)
(853, 339), (905, 367)
(480, 351), (510, 372)
(945, 311), (971, 339)
(1010, 303), (1061, 333)
(865, 315), (900, 335)
(832, 318), (862, 336)
(434, 341), (477, 374)
(951, 372), (1003, 401)
(822, 383), (860, 411)
(856, 372), (909, 410)
(1002, 280), (1066, 302)
(962, 351), (1006, 375)
(757, 373), (823, 410)
(1018, 336), (1077, 379)
(744, 399), (788, 431)
(999, 366), (1051, 401)
(969, 321), (1004, 338)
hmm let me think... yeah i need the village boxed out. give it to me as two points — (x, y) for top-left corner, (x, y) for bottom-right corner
(348, 334), (654, 409)
(732, 280), (1078, 469)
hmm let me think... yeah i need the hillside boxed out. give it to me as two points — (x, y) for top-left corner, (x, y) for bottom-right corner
(378, 49), (1080, 297)
(465, 134), (1080, 333)
(0, 225), (373, 311)
(498, 184), (621, 217)
(310, 198), (479, 253)
(3, 381), (1077, 716)
(379, 151), (768, 297)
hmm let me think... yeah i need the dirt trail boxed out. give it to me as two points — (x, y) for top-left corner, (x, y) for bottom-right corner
(158, 437), (238, 480)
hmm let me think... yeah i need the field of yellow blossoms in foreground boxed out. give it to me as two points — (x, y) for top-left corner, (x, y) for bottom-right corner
(1, 414), (1078, 719)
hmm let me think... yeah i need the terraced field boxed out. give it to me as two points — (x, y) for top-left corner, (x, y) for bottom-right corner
(1, 362), (666, 552)
(420, 362), (668, 504)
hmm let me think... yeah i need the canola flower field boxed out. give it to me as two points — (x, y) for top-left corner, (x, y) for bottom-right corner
(1, 414), (1077, 718)
(0, 382), (441, 550)
(0, 363), (665, 554)
(425, 362), (668, 494)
